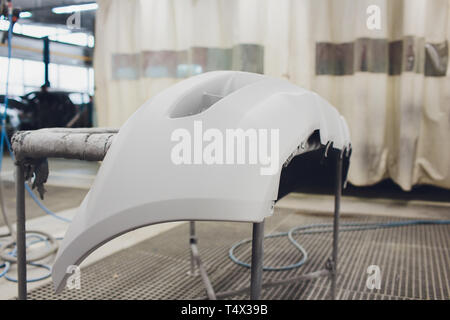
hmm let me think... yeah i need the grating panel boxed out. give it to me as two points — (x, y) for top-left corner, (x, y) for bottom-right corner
(27, 208), (450, 300)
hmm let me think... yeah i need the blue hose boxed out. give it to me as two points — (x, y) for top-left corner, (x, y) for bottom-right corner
(4, 262), (52, 283)
(229, 219), (450, 271)
(0, 261), (10, 278)
(24, 184), (72, 223)
(0, 235), (54, 282)
(4, 237), (52, 283)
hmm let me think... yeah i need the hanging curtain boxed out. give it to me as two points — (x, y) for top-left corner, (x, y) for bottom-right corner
(95, 0), (450, 190)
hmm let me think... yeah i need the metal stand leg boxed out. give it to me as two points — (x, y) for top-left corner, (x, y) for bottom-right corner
(330, 153), (343, 300)
(250, 220), (264, 300)
(188, 221), (198, 276)
(16, 162), (27, 300)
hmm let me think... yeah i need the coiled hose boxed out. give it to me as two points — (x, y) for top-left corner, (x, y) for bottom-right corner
(229, 219), (450, 271)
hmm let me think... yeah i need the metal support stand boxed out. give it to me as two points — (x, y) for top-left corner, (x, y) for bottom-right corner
(330, 152), (343, 299)
(15, 162), (27, 300)
(250, 221), (264, 300)
(197, 151), (344, 300)
(188, 221), (216, 300)
(188, 221), (199, 276)
(12, 149), (343, 302)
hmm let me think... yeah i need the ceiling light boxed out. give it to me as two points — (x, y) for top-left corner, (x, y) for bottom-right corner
(52, 3), (98, 14)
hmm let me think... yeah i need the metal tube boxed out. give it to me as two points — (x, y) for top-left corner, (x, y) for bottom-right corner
(330, 152), (343, 299)
(250, 220), (264, 300)
(16, 163), (27, 300)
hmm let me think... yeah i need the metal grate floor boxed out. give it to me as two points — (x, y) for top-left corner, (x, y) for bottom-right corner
(28, 208), (450, 300)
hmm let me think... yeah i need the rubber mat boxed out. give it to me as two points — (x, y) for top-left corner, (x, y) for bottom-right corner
(28, 208), (450, 300)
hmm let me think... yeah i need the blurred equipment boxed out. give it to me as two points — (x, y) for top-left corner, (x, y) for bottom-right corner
(0, 0), (21, 44)
(0, 90), (91, 140)
(22, 88), (91, 129)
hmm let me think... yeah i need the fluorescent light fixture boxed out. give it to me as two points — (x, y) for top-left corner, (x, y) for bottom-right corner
(52, 3), (98, 14)
(49, 32), (89, 46)
(19, 11), (33, 18)
(20, 24), (62, 38)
